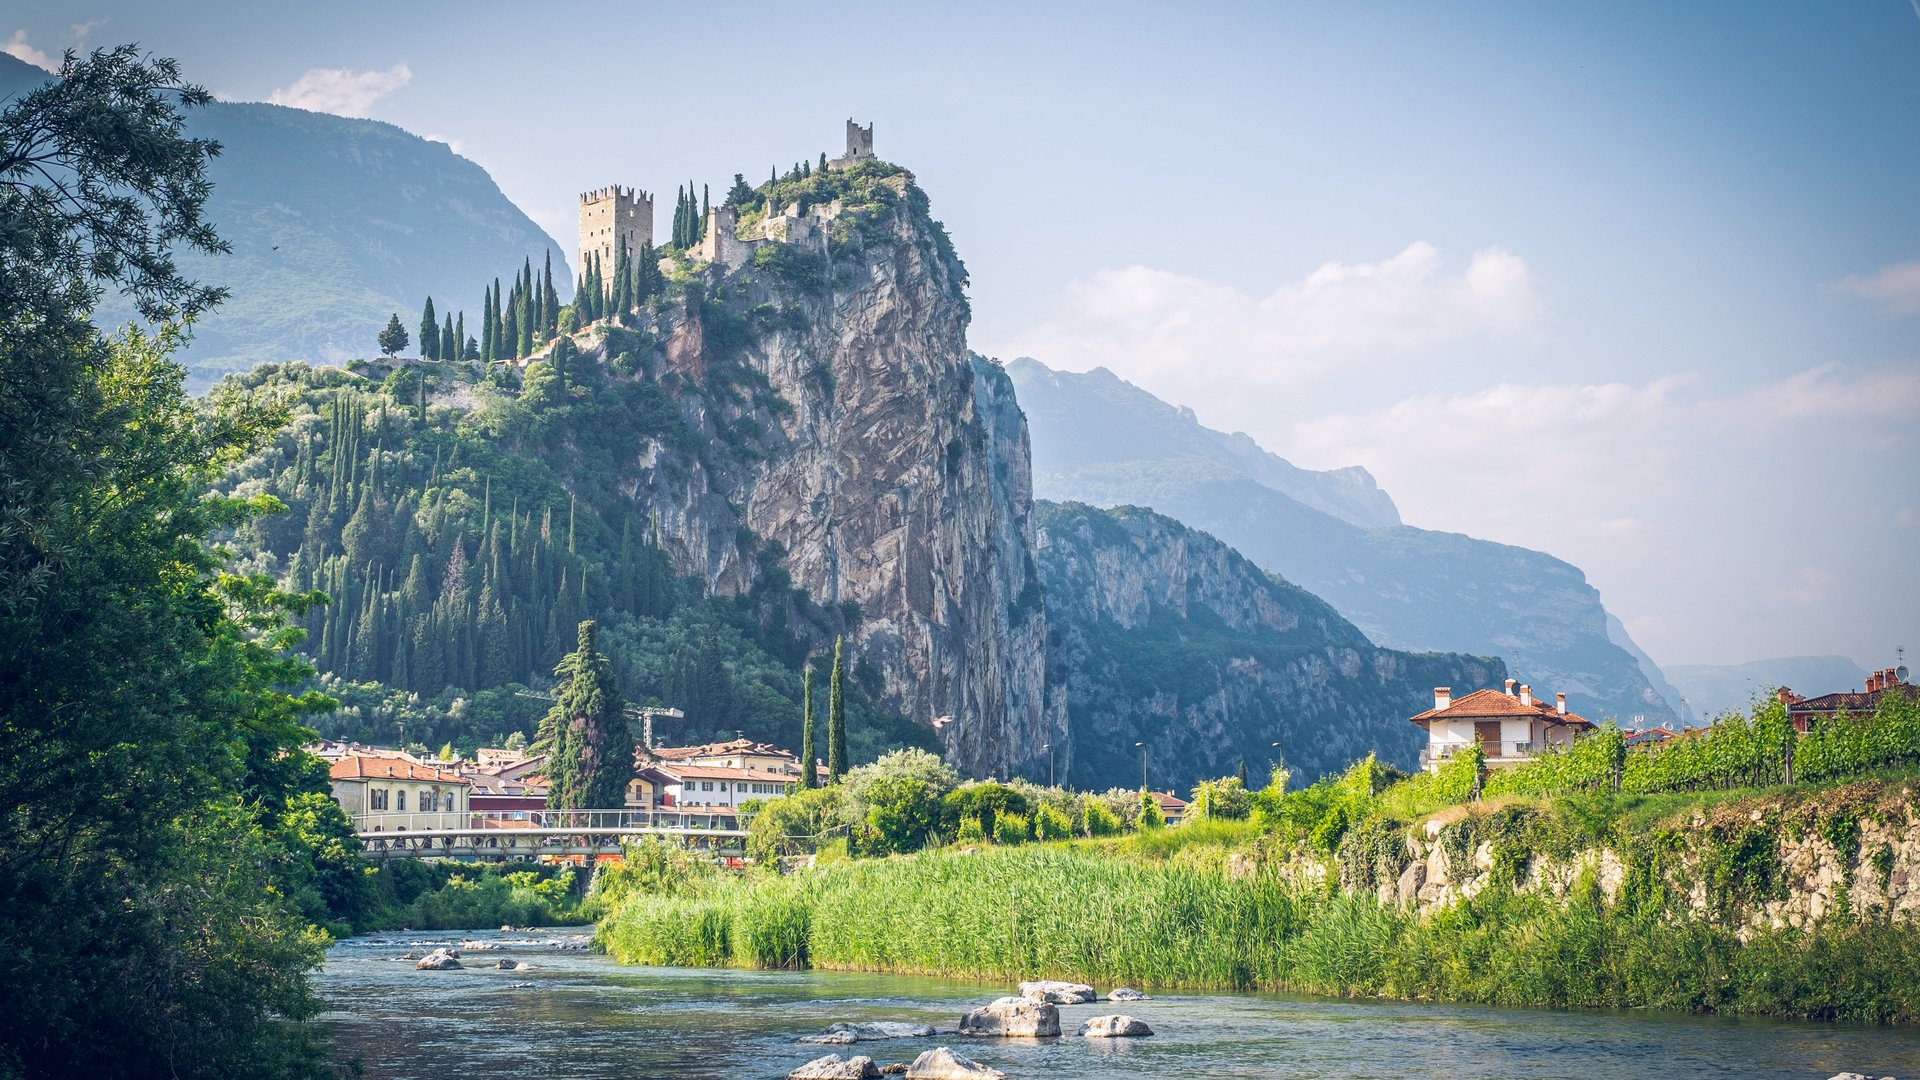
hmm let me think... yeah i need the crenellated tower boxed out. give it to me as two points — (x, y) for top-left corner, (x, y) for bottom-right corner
(577, 185), (654, 278)
(830, 119), (875, 168)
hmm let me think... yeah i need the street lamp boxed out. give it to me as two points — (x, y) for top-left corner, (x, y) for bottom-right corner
(1042, 742), (1054, 788)
(1270, 742), (1285, 790)
(1135, 741), (1148, 793)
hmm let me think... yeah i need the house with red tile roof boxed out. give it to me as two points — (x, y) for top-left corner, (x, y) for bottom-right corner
(329, 754), (470, 830)
(1409, 679), (1596, 772)
(1148, 790), (1189, 826)
(1777, 664), (1916, 733)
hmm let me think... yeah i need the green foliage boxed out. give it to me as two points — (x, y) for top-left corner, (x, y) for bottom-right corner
(745, 786), (849, 863)
(857, 776), (943, 855)
(827, 636), (848, 783)
(378, 312), (409, 357)
(995, 811), (1033, 845)
(0, 47), (342, 1076)
(1080, 799), (1123, 838)
(538, 620), (634, 809)
(1035, 803), (1074, 841)
(943, 783), (1028, 839)
(1138, 791), (1165, 830)
(1190, 776), (1252, 821)
(363, 862), (588, 930)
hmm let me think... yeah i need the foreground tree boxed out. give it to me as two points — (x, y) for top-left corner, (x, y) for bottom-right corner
(1, 46), (346, 1077)
(797, 665), (818, 789)
(538, 620), (635, 809)
(826, 637), (848, 783)
(378, 312), (409, 357)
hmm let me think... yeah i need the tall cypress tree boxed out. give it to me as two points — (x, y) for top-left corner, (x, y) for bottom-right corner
(797, 666), (817, 790)
(827, 637), (847, 783)
(480, 287), (494, 361)
(440, 313), (454, 361)
(454, 311), (465, 361)
(542, 251), (559, 334)
(537, 620), (633, 810)
(418, 296), (437, 360)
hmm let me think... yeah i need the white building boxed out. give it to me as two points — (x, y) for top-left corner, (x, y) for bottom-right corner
(1410, 679), (1595, 772)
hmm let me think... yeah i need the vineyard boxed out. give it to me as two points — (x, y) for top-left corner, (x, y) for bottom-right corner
(1479, 693), (1920, 800)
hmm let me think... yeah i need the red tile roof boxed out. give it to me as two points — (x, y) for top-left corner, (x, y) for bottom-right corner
(1786, 683), (1918, 716)
(658, 764), (798, 783)
(1410, 688), (1594, 728)
(329, 755), (469, 784)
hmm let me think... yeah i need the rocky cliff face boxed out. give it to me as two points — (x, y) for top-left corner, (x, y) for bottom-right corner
(1034, 501), (1504, 790)
(575, 167), (1058, 777)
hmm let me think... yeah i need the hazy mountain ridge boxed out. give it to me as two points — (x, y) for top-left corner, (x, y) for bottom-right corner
(1034, 500), (1504, 790)
(1008, 357), (1681, 730)
(1667, 656), (1872, 722)
(0, 53), (569, 384)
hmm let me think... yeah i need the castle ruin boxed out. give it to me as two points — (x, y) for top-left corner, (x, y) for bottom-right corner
(577, 185), (653, 276)
(830, 119), (874, 169)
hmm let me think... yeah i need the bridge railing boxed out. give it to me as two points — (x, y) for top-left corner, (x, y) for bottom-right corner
(352, 809), (731, 834)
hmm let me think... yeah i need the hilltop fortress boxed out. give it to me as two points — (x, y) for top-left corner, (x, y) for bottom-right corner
(579, 119), (875, 275)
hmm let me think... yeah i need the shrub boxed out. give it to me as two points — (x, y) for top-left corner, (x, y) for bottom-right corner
(994, 811), (1032, 846)
(1138, 793), (1165, 830)
(1080, 799), (1123, 838)
(1190, 776), (1252, 820)
(1035, 803), (1074, 841)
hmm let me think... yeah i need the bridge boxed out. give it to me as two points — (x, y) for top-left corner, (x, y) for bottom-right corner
(352, 810), (749, 862)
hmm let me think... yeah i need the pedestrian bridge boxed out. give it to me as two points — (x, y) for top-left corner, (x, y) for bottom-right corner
(352, 810), (748, 862)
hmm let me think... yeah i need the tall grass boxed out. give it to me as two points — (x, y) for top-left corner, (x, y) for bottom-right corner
(597, 844), (1920, 1022)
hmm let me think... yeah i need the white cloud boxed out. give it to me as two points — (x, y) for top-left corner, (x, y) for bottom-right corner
(999, 242), (1540, 393)
(1835, 259), (1920, 316)
(68, 18), (105, 46)
(422, 133), (466, 156)
(267, 63), (411, 118)
(3, 30), (58, 71)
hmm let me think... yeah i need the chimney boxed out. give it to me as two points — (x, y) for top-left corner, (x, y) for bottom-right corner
(1867, 672), (1880, 694)
(1776, 686), (1793, 704)
(1434, 687), (1452, 711)
(1519, 685), (1532, 707)
(1556, 692), (1567, 715)
(1504, 678), (1517, 697)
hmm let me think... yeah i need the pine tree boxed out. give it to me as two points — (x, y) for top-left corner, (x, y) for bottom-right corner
(827, 636), (847, 783)
(378, 313), (409, 357)
(419, 296), (437, 360)
(797, 666), (817, 789)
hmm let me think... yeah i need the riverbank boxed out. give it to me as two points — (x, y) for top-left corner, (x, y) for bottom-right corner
(598, 777), (1920, 1022)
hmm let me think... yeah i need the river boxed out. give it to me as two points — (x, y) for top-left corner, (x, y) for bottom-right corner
(319, 928), (1920, 1078)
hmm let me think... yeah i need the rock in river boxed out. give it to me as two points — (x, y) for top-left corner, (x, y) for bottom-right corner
(495, 958), (519, 970)
(1017, 980), (1096, 1004)
(788, 1053), (880, 1079)
(414, 949), (461, 971)
(905, 1047), (1006, 1080)
(1106, 987), (1149, 1002)
(958, 997), (1059, 1038)
(800, 1022), (938, 1044)
(1082, 1014), (1153, 1038)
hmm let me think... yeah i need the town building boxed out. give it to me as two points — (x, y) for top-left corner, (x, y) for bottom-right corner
(1149, 790), (1188, 827)
(1624, 726), (1681, 748)
(1410, 679), (1595, 772)
(329, 754), (470, 831)
(1778, 663), (1916, 732)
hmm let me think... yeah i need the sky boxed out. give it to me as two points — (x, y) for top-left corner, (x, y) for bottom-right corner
(7, 2), (1918, 673)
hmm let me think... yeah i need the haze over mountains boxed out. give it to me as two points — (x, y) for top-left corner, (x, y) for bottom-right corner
(0, 53), (568, 385)
(1666, 656), (1872, 723)
(1008, 357), (1688, 730)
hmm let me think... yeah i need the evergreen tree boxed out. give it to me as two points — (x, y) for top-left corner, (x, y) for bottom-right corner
(612, 242), (631, 319)
(797, 666), (817, 789)
(454, 311), (465, 361)
(700, 183), (710, 239)
(724, 172), (753, 210)
(542, 251), (559, 335)
(378, 312), (409, 357)
(537, 621), (633, 809)
(480, 286), (494, 361)
(802, 158), (811, 178)
(440, 313), (454, 361)
(819, 151), (829, 173)
(419, 296), (437, 360)
(827, 637), (847, 783)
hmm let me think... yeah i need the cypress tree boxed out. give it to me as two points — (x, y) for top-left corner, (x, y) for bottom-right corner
(827, 636), (847, 783)
(542, 252), (559, 334)
(419, 296), (437, 360)
(441, 313), (454, 361)
(454, 311), (465, 361)
(797, 666), (817, 789)
(480, 288), (494, 361)
(701, 183), (710, 239)
(819, 151), (829, 173)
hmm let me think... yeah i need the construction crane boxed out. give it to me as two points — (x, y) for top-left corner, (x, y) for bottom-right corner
(514, 690), (684, 749)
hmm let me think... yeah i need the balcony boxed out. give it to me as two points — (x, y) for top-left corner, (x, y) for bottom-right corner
(1420, 740), (1543, 771)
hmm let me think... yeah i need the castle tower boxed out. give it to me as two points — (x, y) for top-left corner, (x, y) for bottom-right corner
(577, 185), (654, 278)
(831, 119), (874, 168)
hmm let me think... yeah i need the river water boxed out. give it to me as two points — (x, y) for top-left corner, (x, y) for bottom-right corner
(319, 928), (1920, 1079)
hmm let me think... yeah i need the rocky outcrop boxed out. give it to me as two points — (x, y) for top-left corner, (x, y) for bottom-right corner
(577, 170), (1058, 776)
(414, 948), (461, 970)
(1081, 1015), (1153, 1038)
(1106, 988), (1149, 1002)
(958, 997), (1059, 1038)
(1035, 501), (1504, 790)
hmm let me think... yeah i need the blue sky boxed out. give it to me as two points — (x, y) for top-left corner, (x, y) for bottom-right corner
(8, 2), (1918, 676)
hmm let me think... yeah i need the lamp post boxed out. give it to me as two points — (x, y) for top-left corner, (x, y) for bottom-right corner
(1042, 742), (1054, 788)
(1136, 741), (1148, 793)
(1270, 742), (1285, 790)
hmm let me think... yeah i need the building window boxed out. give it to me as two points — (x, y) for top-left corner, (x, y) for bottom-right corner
(371, 788), (388, 811)
(396, 790), (406, 812)
(702, 781), (714, 792)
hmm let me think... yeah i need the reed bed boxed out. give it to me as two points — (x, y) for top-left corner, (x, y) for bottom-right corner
(596, 844), (1920, 1021)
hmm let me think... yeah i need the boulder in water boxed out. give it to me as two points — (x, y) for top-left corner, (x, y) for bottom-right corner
(1017, 980), (1095, 1004)
(905, 1047), (1005, 1079)
(1106, 987), (1149, 1002)
(414, 949), (462, 971)
(800, 1022), (938, 1044)
(958, 997), (1059, 1038)
(496, 958), (519, 970)
(1082, 1014), (1153, 1038)
(788, 1053), (880, 1079)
